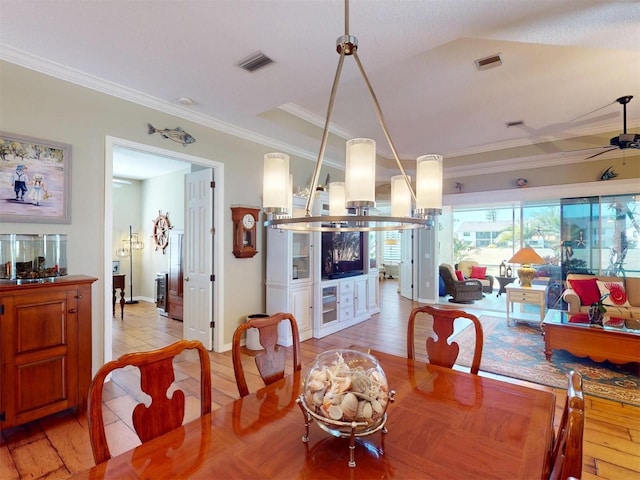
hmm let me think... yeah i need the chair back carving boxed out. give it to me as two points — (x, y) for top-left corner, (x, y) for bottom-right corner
(407, 305), (484, 374)
(87, 339), (212, 464)
(549, 371), (584, 480)
(232, 312), (301, 397)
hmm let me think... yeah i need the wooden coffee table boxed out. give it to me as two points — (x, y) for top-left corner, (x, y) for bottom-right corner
(542, 309), (640, 365)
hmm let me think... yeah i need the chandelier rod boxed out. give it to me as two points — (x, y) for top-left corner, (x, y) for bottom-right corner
(352, 51), (417, 203)
(305, 49), (347, 216)
(304, 0), (416, 216)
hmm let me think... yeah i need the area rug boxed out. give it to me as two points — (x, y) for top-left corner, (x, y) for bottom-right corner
(454, 316), (640, 406)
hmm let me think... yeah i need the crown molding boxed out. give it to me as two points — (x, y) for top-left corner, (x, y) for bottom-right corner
(1, 46), (635, 179)
(0, 46), (323, 162)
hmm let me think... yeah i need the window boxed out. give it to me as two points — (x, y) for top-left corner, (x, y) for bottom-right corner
(444, 194), (639, 280)
(382, 231), (401, 265)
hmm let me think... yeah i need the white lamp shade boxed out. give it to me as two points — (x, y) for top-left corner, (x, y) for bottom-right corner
(345, 138), (375, 205)
(416, 154), (443, 211)
(263, 153), (290, 211)
(329, 182), (347, 215)
(391, 175), (412, 217)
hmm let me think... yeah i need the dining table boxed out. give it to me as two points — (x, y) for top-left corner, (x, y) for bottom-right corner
(72, 350), (556, 479)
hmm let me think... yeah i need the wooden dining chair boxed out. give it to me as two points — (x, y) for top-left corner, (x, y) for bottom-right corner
(549, 370), (584, 480)
(87, 339), (212, 464)
(407, 305), (484, 374)
(232, 312), (301, 397)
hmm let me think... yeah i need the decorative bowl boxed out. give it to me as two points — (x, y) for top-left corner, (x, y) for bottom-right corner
(301, 349), (390, 436)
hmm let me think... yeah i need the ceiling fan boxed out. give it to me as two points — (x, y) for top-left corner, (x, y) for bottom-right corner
(585, 95), (639, 159)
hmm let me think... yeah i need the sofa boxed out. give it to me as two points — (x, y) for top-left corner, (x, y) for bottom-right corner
(455, 260), (494, 294)
(562, 273), (640, 329)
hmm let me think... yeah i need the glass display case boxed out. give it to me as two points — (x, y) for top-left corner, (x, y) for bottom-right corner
(0, 234), (68, 282)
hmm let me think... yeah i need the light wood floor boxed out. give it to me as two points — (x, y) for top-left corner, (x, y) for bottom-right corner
(1, 280), (638, 479)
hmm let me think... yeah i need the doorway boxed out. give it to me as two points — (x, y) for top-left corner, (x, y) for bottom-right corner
(103, 136), (225, 364)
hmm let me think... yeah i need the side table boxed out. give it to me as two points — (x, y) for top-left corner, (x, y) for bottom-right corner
(506, 283), (548, 327)
(496, 276), (515, 296)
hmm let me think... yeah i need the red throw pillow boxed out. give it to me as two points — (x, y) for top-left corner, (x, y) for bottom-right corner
(568, 278), (601, 306)
(568, 313), (589, 324)
(470, 266), (487, 280)
(455, 270), (465, 281)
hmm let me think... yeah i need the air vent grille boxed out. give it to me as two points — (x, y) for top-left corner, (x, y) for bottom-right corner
(475, 53), (503, 71)
(237, 51), (274, 72)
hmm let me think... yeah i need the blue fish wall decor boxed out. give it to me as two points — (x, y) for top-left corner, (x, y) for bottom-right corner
(148, 123), (196, 146)
(600, 166), (618, 181)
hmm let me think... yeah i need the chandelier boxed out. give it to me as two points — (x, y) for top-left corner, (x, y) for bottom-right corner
(262, 0), (443, 232)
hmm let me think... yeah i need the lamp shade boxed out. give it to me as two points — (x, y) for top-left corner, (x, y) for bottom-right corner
(416, 154), (443, 211)
(508, 247), (545, 266)
(391, 174), (412, 217)
(329, 182), (347, 216)
(508, 247), (545, 287)
(345, 138), (376, 207)
(263, 153), (290, 212)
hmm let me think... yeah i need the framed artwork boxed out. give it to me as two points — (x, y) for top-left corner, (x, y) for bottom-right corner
(0, 132), (72, 223)
(112, 261), (120, 274)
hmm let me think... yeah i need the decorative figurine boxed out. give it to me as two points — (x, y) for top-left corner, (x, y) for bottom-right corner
(147, 123), (196, 146)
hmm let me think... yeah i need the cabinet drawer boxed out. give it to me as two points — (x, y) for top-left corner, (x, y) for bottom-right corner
(340, 294), (353, 308)
(510, 291), (541, 303)
(339, 281), (354, 294)
(340, 306), (354, 321)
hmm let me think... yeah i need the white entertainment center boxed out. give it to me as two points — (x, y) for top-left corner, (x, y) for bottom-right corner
(266, 195), (380, 346)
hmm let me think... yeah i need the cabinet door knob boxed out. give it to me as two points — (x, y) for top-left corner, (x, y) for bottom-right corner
(68, 308), (77, 314)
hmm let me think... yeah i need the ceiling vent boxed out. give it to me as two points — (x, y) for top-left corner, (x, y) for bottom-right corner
(506, 120), (524, 128)
(475, 53), (503, 71)
(237, 51), (274, 72)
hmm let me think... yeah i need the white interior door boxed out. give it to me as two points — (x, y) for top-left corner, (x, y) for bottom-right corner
(183, 169), (214, 349)
(400, 231), (414, 300)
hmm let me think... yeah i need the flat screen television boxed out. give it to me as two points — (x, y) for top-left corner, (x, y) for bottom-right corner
(321, 231), (364, 279)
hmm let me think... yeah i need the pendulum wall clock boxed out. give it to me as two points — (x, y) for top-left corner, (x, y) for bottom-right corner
(231, 206), (260, 258)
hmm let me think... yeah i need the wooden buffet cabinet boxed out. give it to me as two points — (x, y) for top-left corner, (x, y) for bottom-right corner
(0, 275), (97, 430)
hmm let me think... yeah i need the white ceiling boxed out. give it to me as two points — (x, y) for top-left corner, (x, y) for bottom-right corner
(1, 0), (639, 182)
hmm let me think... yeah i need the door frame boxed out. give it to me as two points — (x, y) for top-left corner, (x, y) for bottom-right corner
(103, 136), (225, 363)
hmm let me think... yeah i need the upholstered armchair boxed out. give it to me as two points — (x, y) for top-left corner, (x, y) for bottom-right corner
(456, 260), (494, 294)
(439, 264), (483, 303)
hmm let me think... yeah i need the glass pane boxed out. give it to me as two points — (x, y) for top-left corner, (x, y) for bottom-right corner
(451, 206), (515, 278)
(321, 285), (337, 324)
(369, 231), (377, 268)
(600, 194), (639, 278)
(292, 232), (310, 280)
(561, 197), (599, 276)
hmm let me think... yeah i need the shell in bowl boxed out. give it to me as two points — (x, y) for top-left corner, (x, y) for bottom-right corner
(302, 349), (390, 435)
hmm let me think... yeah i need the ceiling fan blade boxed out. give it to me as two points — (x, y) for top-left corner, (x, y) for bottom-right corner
(585, 147), (618, 160)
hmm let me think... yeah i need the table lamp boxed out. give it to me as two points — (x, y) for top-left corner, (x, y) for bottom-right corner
(508, 247), (545, 287)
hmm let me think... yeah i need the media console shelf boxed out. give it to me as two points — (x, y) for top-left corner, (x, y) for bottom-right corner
(266, 195), (379, 344)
